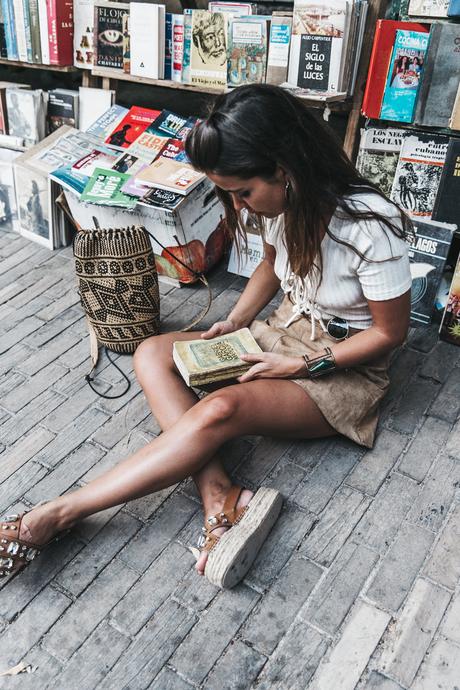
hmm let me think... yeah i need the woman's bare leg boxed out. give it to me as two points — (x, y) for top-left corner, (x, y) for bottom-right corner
(20, 377), (335, 572)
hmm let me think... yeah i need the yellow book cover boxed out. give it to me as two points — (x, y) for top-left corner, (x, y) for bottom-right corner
(134, 158), (205, 195)
(173, 328), (263, 386)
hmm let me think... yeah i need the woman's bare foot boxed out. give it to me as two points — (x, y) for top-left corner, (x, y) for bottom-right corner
(195, 488), (254, 576)
(18, 499), (74, 546)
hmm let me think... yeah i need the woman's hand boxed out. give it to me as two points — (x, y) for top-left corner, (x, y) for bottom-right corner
(237, 352), (305, 382)
(201, 318), (240, 340)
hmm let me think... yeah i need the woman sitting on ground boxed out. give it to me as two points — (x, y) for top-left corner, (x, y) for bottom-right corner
(0, 84), (412, 588)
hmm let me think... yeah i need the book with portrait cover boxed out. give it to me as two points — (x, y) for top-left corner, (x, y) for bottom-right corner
(104, 106), (161, 149)
(413, 23), (460, 129)
(94, 1), (129, 71)
(390, 133), (449, 220)
(134, 157), (205, 195)
(356, 126), (407, 197)
(439, 250), (460, 345)
(227, 16), (268, 87)
(80, 167), (137, 208)
(190, 10), (228, 89)
(173, 328), (263, 386)
(407, 219), (455, 325)
(431, 138), (460, 226)
(361, 19), (428, 119)
(287, 0), (350, 93)
(6, 88), (46, 147)
(380, 29), (429, 123)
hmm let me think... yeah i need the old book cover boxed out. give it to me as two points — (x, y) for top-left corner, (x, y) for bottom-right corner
(380, 29), (429, 123)
(408, 0), (449, 15)
(361, 20), (428, 119)
(227, 16), (268, 86)
(2, 0), (19, 60)
(47, 0), (73, 66)
(173, 328), (263, 386)
(80, 167), (137, 208)
(189, 10), (228, 89)
(104, 106), (161, 149)
(439, 249), (460, 345)
(74, 0), (94, 69)
(407, 219), (455, 325)
(356, 126), (407, 197)
(390, 133), (449, 220)
(37, 0), (50, 64)
(432, 138), (460, 226)
(127, 129), (167, 162)
(94, 1), (129, 71)
(6, 88), (46, 147)
(266, 15), (292, 86)
(134, 157), (205, 195)
(413, 24), (460, 129)
(28, 0), (42, 63)
(47, 89), (79, 133)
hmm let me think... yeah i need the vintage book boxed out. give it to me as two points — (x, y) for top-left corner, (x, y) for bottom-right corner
(209, 1), (256, 14)
(407, 219), (455, 325)
(94, 1), (129, 71)
(130, 1), (165, 79)
(47, 0), (73, 66)
(356, 126), (407, 197)
(47, 89), (79, 132)
(138, 186), (183, 210)
(28, 0), (42, 63)
(104, 106), (161, 150)
(135, 157), (205, 195)
(439, 250), (460, 345)
(0, 82), (30, 134)
(288, 0), (350, 94)
(173, 328), (263, 386)
(37, 0), (50, 64)
(413, 24), (460, 129)
(190, 10), (228, 89)
(432, 138), (460, 226)
(84, 103), (128, 139)
(172, 14), (184, 82)
(164, 12), (173, 80)
(390, 133), (449, 220)
(227, 16), (268, 87)
(21, 0), (33, 62)
(11, 0), (27, 61)
(266, 15), (292, 86)
(122, 11), (130, 73)
(449, 83), (460, 131)
(6, 88), (46, 147)
(0, 146), (22, 232)
(80, 167), (137, 208)
(74, 0), (94, 69)
(380, 29), (429, 123)
(2, 0), (18, 60)
(408, 0), (449, 15)
(150, 110), (193, 139)
(0, 4), (7, 59)
(78, 87), (115, 132)
(72, 147), (118, 176)
(361, 20), (428, 119)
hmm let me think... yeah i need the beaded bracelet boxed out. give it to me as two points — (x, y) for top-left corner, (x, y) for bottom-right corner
(303, 347), (337, 378)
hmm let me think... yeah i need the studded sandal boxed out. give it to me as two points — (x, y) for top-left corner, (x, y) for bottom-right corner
(198, 485), (283, 589)
(0, 512), (44, 579)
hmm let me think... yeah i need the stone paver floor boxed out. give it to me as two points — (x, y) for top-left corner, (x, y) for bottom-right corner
(0, 230), (459, 690)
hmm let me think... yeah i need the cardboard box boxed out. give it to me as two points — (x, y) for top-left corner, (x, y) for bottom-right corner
(227, 231), (264, 278)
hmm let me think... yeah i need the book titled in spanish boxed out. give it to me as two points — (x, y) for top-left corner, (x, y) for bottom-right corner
(173, 328), (263, 386)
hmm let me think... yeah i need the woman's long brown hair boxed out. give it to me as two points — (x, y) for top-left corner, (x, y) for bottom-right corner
(185, 83), (412, 281)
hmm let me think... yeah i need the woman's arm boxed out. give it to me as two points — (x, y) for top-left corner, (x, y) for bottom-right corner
(202, 242), (280, 339)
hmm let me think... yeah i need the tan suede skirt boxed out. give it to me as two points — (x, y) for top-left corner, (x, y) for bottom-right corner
(249, 295), (391, 448)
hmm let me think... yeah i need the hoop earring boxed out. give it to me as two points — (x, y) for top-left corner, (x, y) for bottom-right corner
(284, 179), (291, 201)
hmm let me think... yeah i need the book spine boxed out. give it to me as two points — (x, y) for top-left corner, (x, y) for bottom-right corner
(47, 0), (73, 65)
(1, 0), (18, 59)
(22, 0), (33, 61)
(12, 0), (28, 61)
(164, 12), (173, 80)
(266, 16), (292, 86)
(447, 0), (460, 14)
(172, 14), (184, 83)
(181, 9), (192, 84)
(29, 0), (42, 63)
(37, 0), (49, 64)
(73, 0), (94, 69)
(130, 3), (161, 79)
(412, 25), (439, 126)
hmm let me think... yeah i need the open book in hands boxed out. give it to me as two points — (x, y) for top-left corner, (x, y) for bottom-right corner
(172, 328), (263, 387)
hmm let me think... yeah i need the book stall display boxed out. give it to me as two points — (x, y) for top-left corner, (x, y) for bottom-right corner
(356, 0), (460, 345)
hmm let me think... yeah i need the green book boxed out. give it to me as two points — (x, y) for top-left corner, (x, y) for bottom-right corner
(173, 328), (263, 387)
(80, 167), (138, 208)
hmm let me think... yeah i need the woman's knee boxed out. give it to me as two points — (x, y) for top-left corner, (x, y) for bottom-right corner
(193, 392), (240, 431)
(133, 334), (175, 377)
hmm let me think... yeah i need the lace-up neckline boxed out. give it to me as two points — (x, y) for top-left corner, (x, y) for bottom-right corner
(280, 272), (329, 340)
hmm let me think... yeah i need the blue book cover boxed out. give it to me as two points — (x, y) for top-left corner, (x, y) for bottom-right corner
(2, 0), (18, 59)
(165, 13), (173, 80)
(380, 29), (429, 123)
(22, 0), (32, 62)
(447, 0), (460, 15)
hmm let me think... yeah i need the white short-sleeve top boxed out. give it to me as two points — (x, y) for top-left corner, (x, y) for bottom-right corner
(264, 191), (412, 336)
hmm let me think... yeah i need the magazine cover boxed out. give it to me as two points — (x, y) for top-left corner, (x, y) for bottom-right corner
(6, 89), (46, 147)
(407, 219), (455, 325)
(380, 29), (429, 123)
(227, 16), (268, 86)
(439, 250), (460, 345)
(190, 11), (228, 88)
(390, 133), (449, 219)
(104, 106), (161, 149)
(356, 127), (407, 196)
(287, 0), (349, 93)
(408, 0), (449, 15)
(94, 1), (129, 70)
(80, 167), (137, 208)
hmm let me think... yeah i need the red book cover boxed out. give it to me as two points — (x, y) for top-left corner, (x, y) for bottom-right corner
(104, 106), (161, 149)
(47, 0), (74, 66)
(362, 19), (428, 119)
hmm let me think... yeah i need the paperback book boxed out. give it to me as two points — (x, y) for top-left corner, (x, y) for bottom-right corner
(164, 13), (173, 80)
(6, 88), (46, 147)
(80, 167), (137, 208)
(407, 219), (455, 325)
(85, 104), (129, 140)
(50, 164), (89, 196)
(104, 106), (161, 149)
(134, 158), (205, 195)
(94, 1), (129, 71)
(356, 126), (407, 197)
(150, 111), (193, 139)
(138, 186), (183, 210)
(172, 328), (263, 386)
(189, 10), (228, 89)
(432, 138), (460, 226)
(227, 16), (268, 86)
(439, 251), (460, 346)
(127, 130), (167, 162)
(172, 14), (184, 82)
(129, 1), (165, 79)
(112, 152), (147, 175)
(408, 0), (449, 15)
(266, 15), (293, 86)
(120, 165), (150, 197)
(390, 133), (449, 220)
(47, 89), (79, 132)
(450, 84), (460, 131)
(157, 138), (188, 162)
(74, 0), (94, 68)
(78, 87), (115, 133)
(72, 148), (118, 177)
(380, 29), (429, 123)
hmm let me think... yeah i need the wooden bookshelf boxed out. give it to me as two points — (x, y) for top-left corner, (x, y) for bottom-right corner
(0, 58), (77, 73)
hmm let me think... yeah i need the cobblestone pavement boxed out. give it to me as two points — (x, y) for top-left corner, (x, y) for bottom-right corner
(0, 231), (460, 690)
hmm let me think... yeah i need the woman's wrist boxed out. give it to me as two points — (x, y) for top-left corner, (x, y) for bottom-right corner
(303, 348), (337, 378)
